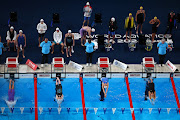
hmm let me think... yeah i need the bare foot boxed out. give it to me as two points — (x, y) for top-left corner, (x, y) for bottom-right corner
(70, 54), (72, 57)
(23, 55), (25, 58)
(136, 31), (138, 34)
(38, 44), (40, 47)
(8, 48), (10, 51)
(17, 55), (19, 58)
(81, 44), (84, 46)
(61, 51), (64, 54)
(14, 49), (16, 51)
(51, 51), (54, 54)
(67, 55), (69, 58)
(140, 31), (143, 34)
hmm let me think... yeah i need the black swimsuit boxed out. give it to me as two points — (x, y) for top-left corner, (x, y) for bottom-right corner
(149, 83), (155, 93)
(137, 13), (144, 24)
(66, 35), (73, 47)
(56, 84), (62, 96)
(152, 22), (158, 34)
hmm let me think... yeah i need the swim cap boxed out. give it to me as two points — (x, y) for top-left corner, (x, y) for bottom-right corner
(102, 78), (108, 84)
(129, 13), (132, 16)
(154, 16), (157, 20)
(140, 6), (143, 10)
(91, 28), (95, 32)
(19, 30), (23, 33)
(68, 30), (72, 33)
(56, 27), (60, 31)
(86, 2), (90, 5)
(111, 17), (115, 22)
(40, 19), (44, 22)
(10, 26), (14, 30)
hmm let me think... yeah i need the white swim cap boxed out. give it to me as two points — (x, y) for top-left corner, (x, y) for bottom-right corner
(86, 2), (90, 5)
(91, 28), (95, 32)
(111, 17), (115, 22)
(56, 27), (60, 31)
(40, 19), (44, 22)
(19, 30), (23, 33)
(68, 30), (72, 33)
(10, 26), (14, 30)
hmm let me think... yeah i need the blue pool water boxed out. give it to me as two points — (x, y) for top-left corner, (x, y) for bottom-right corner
(0, 77), (180, 120)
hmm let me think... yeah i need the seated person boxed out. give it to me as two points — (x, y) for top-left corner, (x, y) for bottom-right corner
(51, 28), (64, 54)
(5, 79), (17, 112)
(144, 73), (156, 103)
(55, 77), (63, 107)
(6, 26), (17, 51)
(100, 73), (109, 101)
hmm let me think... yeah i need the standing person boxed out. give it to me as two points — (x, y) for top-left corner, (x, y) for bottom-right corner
(135, 6), (146, 34)
(125, 13), (135, 41)
(40, 38), (52, 67)
(6, 26), (17, 51)
(165, 11), (177, 35)
(79, 26), (95, 46)
(64, 30), (75, 57)
(5, 79), (17, 112)
(85, 39), (94, 67)
(83, 2), (92, 26)
(108, 17), (117, 43)
(149, 17), (161, 43)
(100, 73), (109, 101)
(55, 77), (63, 107)
(37, 19), (47, 47)
(0, 36), (4, 64)
(51, 28), (64, 54)
(157, 39), (168, 67)
(16, 30), (26, 58)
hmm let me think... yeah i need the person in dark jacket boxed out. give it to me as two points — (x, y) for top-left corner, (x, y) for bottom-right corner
(108, 17), (117, 44)
(165, 11), (177, 35)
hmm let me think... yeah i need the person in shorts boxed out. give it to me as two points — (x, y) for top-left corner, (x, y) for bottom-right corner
(37, 19), (47, 46)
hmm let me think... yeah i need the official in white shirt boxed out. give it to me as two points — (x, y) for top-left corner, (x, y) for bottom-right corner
(83, 2), (92, 26)
(51, 27), (64, 54)
(6, 26), (17, 51)
(37, 19), (47, 46)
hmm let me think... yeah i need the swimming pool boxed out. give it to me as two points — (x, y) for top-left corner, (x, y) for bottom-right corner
(0, 77), (180, 120)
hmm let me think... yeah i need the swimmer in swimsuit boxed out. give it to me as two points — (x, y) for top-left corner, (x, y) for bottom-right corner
(5, 79), (17, 112)
(149, 16), (161, 43)
(79, 26), (95, 46)
(100, 74), (109, 101)
(55, 77), (64, 107)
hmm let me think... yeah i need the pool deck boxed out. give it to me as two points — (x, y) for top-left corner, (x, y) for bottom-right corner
(0, 64), (180, 73)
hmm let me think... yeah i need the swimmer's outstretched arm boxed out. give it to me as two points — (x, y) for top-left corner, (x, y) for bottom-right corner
(56, 77), (61, 85)
(9, 79), (12, 89)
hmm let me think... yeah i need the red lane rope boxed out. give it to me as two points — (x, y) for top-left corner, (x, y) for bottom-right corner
(34, 77), (38, 120)
(170, 77), (180, 114)
(125, 76), (135, 120)
(80, 76), (87, 120)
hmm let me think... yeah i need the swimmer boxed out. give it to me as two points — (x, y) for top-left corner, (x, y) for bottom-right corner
(5, 79), (17, 112)
(55, 77), (63, 107)
(125, 13), (136, 41)
(144, 73), (156, 104)
(79, 26), (95, 46)
(100, 74), (109, 101)
(64, 30), (75, 57)
(135, 6), (146, 34)
(108, 17), (117, 44)
(149, 16), (161, 43)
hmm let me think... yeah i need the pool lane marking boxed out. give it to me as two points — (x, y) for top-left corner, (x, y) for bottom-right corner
(125, 76), (136, 120)
(170, 76), (180, 114)
(34, 76), (38, 120)
(80, 76), (87, 120)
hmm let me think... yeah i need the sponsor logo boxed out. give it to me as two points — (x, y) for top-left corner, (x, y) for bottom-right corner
(38, 74), (51, 78)
(84, 74), (96, 77)
(66, 74), (79, 78)
(0, 74), (4, 78)
(19, 74), (33, 78)
(129, 74), (141, 77)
